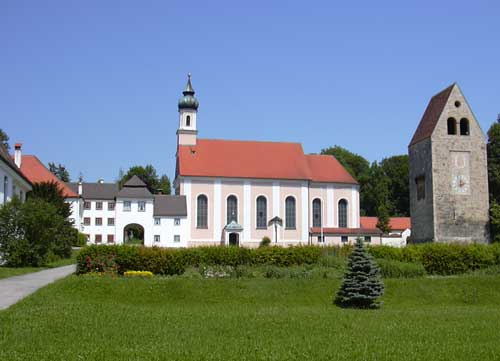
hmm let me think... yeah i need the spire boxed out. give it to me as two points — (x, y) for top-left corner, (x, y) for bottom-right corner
(178, 73), (199, 110)
(183, 73), (195, 95)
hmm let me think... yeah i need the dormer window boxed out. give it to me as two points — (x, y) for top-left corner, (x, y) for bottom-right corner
(186, 115), (191, 127)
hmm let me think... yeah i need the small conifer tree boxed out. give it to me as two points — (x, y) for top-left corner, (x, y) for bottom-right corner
(335, 238), (384, 309)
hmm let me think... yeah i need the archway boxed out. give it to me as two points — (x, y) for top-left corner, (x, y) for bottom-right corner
(123, 224), (145, 246)
(229, 233), (239, 246)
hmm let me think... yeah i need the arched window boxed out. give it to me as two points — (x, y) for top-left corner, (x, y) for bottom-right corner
(285, 196), (296, 229)
(312, 198), (322, 227)
(256, 196), (267, 229)
(3, 176), (8, 204)
(338, 199), (348, 228)
(197, 195), (208, 228)
(460, 118), (470, 136)
(186, 115), (191, 127)
(227, 195), (238, 224)
(447, 117), (457, 135)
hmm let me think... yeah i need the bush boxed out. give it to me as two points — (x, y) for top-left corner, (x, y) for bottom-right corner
(0, 197), (73, 267)
(376, 259), (426, 278)
(259, 237), (271, 248)
(77, 245), (328, 276)
(75, 232), (88, 247)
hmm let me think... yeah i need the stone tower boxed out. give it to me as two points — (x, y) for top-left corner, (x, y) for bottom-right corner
(409, 83), (490, 243)
(177, 73), (199, 146)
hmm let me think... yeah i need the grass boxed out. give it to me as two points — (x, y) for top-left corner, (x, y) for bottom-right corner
(1, 274), (500, 360)
(0, 250), (78, 280)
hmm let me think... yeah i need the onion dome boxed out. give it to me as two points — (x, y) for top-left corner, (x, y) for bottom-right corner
(178, 73), (199, 110)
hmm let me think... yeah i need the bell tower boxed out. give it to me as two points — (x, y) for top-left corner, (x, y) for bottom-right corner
(177, 73), (199, 146)
(409, 83), (490, 243)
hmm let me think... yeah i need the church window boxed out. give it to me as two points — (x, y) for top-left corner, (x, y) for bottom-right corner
(227, 195), (238, 224)
(197, 195), (208, 228)
(460, 118), (470, 136)
(186, 115), (191, 127)
(256, 196), (267, 229)
(447, 118), (457, 135)
(338, 199), (348, 228)
(285, 196), (296, 229)
(455, 101), (461, 108)
(416, 176), (426, 200)
(313, 198), (322, 227)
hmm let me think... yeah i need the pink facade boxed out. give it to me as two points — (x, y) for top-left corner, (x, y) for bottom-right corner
(179, 176), (360, 246)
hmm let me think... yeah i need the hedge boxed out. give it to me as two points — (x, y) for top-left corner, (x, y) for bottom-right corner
(77, 243), (500, 276)
(76, 245), (327, 275)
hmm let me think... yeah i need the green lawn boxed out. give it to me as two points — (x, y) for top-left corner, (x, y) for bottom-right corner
(1, 274), (500, 360)
(0, 250), (78, 280)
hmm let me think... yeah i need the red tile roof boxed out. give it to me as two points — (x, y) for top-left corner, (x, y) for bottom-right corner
(310, 227), (382, 235)
(409, 84), (455, 146)
(177, 139), (357, 184)
(16, 155), (78, 198)
(360, 216), (411, 230)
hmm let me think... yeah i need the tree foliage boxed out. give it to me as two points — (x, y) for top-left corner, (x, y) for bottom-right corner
(488, 117), (500, 242)
(29, 181), (71, 219)
(335, 238), (384, 309)
(119, 165), (171, 195)
(48, 162), (71, 182)
(0, 197), (74, 266)
(0, 128), (9, 150)
(321, 146), (409, 217)
(376, 205), (392, 234)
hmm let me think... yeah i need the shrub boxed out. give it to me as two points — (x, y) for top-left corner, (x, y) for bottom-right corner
(376, 259), (426, 278)
(0, 197), (73, 267)
(75, 232), (88, 247)
(259, 237), (271, 248)
(335, 239), (384, 309)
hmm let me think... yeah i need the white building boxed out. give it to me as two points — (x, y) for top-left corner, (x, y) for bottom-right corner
(0, 143), (32, 205)
(67, 176), (188, 247)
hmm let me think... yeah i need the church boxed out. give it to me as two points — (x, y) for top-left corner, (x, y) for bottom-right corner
(174, 75), (366, 247)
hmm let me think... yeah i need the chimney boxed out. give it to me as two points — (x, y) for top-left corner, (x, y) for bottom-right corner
(78, 177), (83, 196)
(14, 143), (22, 168)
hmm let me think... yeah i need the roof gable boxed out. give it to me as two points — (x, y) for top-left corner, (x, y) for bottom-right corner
(123, 175), (147, 187)
(409, 83), (455, 146)
(177, 138), (357, 184)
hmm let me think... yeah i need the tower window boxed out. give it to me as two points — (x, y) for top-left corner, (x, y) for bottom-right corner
(447, 118), (457, 135)
(186, 115), (191, 127)
(460, 118), (470, 136)
(416, 175), (425, 200)
(454, 101), (461, 108)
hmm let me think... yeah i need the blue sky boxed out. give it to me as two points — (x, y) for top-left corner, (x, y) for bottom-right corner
(2, 0), (499, 183)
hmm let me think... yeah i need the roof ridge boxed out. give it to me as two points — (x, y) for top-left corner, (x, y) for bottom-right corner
(198, 138), (303, 146)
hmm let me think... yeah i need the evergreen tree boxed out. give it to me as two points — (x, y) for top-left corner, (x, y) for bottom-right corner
(0, 128), (9, 150)
(48, 162), (70, 182)
(335, 239), (384, 309)
(376, 204), (392, 234)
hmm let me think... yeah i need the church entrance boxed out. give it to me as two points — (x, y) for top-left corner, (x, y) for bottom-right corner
(229, 233), (239, 246)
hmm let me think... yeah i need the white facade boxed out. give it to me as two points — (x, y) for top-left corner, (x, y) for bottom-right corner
(0, 153), (31, 206)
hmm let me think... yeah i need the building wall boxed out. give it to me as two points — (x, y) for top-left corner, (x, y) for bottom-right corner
(409, 138), (435, 242)
(152, 216), (189, 247)
(80, 199), (117, 244)
(430, 87), (490, 243)
(0, 163), (31, 206)
(115, 198), (154, 245)
(180, 176), (361, 246)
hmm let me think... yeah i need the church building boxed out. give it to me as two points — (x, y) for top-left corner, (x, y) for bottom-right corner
(174, 75), (365, 247)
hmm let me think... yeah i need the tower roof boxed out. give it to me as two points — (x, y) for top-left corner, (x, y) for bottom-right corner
(122, 175), (147, 187)
(178, 73), (199, 110)
(409, 83), (456, 146)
